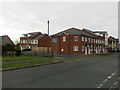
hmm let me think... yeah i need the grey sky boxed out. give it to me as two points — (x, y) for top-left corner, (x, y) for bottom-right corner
(0, 2), (118, 42)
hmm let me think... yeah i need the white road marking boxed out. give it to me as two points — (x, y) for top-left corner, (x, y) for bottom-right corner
(108, 76), (112, 79)
(118, 77), (120, 80)
(112, 73), (115, 76)
(103, 79), (108, 83)
(96, 71), (117, 88)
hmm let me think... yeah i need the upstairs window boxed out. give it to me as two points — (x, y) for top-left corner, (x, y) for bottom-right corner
(94, 39), (96, 43)
(63, 37), (66, 42)
(23, 40), (25, 43)
(74, 36), (78, 41)
(88, 38), (90, 42)
(85, 37), (87, 42)
(52, 38), (57, 43)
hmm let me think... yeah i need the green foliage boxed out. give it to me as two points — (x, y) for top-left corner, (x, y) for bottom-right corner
(2, 44), (15, 56)
(15, 44), (21, 56)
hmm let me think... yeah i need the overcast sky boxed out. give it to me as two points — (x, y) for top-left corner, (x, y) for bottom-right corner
(0, 2), (118, 43)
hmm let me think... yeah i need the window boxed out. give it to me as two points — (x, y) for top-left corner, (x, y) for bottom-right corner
(52, 38), (57, 43)
(74, 36), (78, 41)
(88, 38), (90, 42)
(23, 40), (25, 43)
(82, 46), (84, 51)
(35, 40), (38, 44)
(94, 39), (96, 43)
(82, 36), (84, 41)
(73, 46), (78, 51)
(97, 40), (99, 43)
(96, 39), (98, 43)
(63, 37), (66, 42)
(91, 38), (93, 42)
(26, 40), (27, 43)
(85, 37), (87, 42)
(99, 40), (101, 44)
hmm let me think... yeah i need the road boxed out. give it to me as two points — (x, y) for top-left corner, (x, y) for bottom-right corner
(2, 53), (119, 88)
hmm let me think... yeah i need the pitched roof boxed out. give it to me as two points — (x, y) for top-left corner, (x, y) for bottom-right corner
(93, 31), (108, 35)
(0, 35), (14, 46)
(51, 27), (95, 38)
(0, 35), (7, 41)
(108, 36), (117, 41)
(28, 32), (41, 39)
(31, 34), (47, 40)
(82, 28), (98, 38)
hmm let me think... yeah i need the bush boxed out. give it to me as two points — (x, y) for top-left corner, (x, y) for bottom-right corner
(2, 44), (15, 56)
(15, 44), (21, 56)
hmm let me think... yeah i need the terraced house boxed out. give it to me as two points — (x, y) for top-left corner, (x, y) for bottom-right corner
(108, 36), (119, 52)
(51, 27), (105, 54)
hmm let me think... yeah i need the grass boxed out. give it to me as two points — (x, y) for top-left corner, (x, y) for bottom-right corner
(2, 55), (64, 70)
(2, 55), (41, 61)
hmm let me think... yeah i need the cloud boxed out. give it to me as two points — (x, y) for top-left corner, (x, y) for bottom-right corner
(0, 2), (118, 42)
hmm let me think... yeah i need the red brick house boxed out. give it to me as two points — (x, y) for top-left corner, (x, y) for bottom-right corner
(20, 32), (41, 50)
(20, 32), (51, 51)
(51, 27), (105, 54)
(31, 34), (51, 48)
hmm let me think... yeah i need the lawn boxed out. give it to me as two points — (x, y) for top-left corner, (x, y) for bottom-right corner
(2, 55), (64, 70)
(2, 55), (41, 61)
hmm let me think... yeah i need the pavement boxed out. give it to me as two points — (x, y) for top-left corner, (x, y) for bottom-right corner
(2, 53), (119, 88)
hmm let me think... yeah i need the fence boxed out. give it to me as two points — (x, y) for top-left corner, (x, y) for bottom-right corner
(21, 47), (53, 57)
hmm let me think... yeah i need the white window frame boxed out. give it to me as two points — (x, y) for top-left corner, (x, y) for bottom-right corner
(23, 40), (25, 43)
(94, 39), (96, 43)
(74, 36), (78, 41)
(63, 37), (66, 42)
(73, 46), (78, 51)
(96, 39), (98, 43)
(82, 36), (84, 41)
(88, 38), (90, 42)
(91, 38), (93, 42)
(85, 37), (87, 42)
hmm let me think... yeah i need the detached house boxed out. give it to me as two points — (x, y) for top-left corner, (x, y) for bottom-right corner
(51, 27), (105, 55)
(20, 32), (41, 50)
(0, 35), (15, 55)
(20, 32), (51, 52)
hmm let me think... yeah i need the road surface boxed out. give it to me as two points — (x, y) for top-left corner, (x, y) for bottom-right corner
(2, 53), (119, 88)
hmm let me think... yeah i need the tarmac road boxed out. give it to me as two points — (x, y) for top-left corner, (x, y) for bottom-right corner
(2, 53), (119, 88)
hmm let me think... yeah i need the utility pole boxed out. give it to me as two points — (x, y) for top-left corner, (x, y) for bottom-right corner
(47, 20), (49, 36)
(47, 20), (49, 53)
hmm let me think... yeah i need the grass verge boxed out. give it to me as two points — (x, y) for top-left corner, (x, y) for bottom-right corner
(2, 56), (64, 70)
